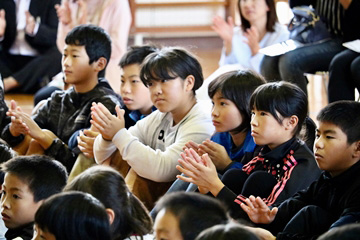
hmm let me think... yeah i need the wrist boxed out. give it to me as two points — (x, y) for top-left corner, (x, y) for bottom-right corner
(209, 178), (225, 197)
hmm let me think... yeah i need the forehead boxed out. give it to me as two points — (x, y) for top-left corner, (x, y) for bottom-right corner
(63, 44), (86, 53)
(3, 173), (31, 193)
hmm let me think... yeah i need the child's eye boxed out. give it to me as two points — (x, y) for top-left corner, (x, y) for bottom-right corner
(12, 194), (20, 199)
(260, 112), (267, 116)
(220, 101), (227, 106)
(63, 54), (67, 57)
(161, 79), (168, 83)
(148, 82), (153, 87)
(315, 134), (320, 139)
(72, 55), (79, 58)
(326, 135), (334, 139)
(132, 80), (139, 83)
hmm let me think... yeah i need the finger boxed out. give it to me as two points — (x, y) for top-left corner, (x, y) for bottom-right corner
(255, 196), (269, 209)
(187, 148), (202, 163)
(200, 153), (213, 167)
(178, 157), (199, 173)
(227, 16), (234, 27)
(187, 141), (199, 149)
(115, 105), (125, 119)
(90, 119), (104, 132)
(244, 197), (255, 209)
(0, 9), (5, 18)
(54, 4), (60, 10)
(176, 171), (193, 183)
(176, 164), (196, 178)
(83, 129), (99, 138)
(10, 100), (17, 111)
(97, 102), (114, 121)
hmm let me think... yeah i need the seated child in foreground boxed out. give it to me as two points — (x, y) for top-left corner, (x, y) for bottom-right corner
(91, 47), (215, 182)
(177, 82), (321, 219)
(240, 101), (360, 239)
(65, 165), (153, 239)
(0, 155), (67, 240)
(33, 191), (111, 240)
(2, 25), (121, 172)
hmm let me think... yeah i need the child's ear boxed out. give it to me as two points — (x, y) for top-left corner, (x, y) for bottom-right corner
(105, 208), (115, 225)
(184, 75), (195, 92)
(285, 115), (299, 131)
(94, 57), (107, 72)
(352, 141), (360, 159)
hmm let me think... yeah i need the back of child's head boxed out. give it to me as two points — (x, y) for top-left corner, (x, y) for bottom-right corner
(65, 24), (111, 77)
(65, 165), (152, 239)
(250, 81), (308, 135)
(119, 45), (159, 68)
(195, 222), (260, 240)
(0, 155), (68, 202)
(317, 223), (360, 240)
(153, 192), (229, 240)
(140, 47), (203, 93)
(208, 70), (266, 133)
(0, 139), (16, 184)
(317, 100), (360, 144)
(35, 191), (111, 240)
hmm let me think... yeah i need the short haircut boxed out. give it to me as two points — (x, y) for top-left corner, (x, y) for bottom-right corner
(195, 222), (260, 240)
(65, 24), (111, 77)
(140, 47), (204, 94)
(317, 101), (360, 144)
(250, 81), (308, 135)
(238, 0), (278, 32)
(35, 191), (111, 240)
(153, 192), (229, 240)
(1, 155), (68, 202)
(0, 139), (16, 184)
(317, 223), (360, 240)
(65, 166), (152, 239)
(119, 45), (159, 68)
(208, 70), (265, 133)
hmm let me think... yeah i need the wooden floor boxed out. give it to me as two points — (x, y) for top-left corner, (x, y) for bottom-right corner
(4, 36), (328, 122)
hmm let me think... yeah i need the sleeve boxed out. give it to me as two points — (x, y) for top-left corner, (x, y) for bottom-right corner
(216, 186), (249, 219)
(219, 28), (252, 67)
(116, 118), (212, 182)
(26, 0), (60, 49)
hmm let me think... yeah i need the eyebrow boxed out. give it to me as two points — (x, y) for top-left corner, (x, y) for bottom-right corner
(316, 129), (337, 134)
(122, 74), (139, 78)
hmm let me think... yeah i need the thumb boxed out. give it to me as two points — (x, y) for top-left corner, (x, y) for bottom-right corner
(227, 16), (234, 27)
(25, 11), (31, 19)
(83, 129), (99, 138)
(115, 105), (125, 119)
(0, 9), (5, 18)
(10, 100), (17, 111)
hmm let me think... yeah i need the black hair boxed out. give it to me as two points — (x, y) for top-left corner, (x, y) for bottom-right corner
(65, 166), (152, 240)
(153, 192), (229, 240)
(317, 101), (360, 144)
(119, 45), (159, 68)
(250, 81), (308, 135)
(140, 47), (203, 94)
(1, 155), (68, 202)
(35, 191), (111, 240)
(0, 139), (16, 184)
(195, 222), (260, 240)
(208, 70), (265, 133)
(317, 223), (360, 240)
(238, 0), (278, 32)
(65, 24), (111, 78)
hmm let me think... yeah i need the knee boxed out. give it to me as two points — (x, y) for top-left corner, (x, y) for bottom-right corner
(350, 57), (360, 80)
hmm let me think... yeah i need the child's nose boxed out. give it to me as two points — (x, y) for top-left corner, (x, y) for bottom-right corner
(211, 107), (219, 117)
(314, 138), (323, 150)
(0, 196), (9, 209)
(250, 115), (257, 126)
(121, 82), (131, 94)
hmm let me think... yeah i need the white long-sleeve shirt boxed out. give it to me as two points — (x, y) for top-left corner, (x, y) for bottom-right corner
(219, 22), (289, 73)
(94, 102), (215, 182)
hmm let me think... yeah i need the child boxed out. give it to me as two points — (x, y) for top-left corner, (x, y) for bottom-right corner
(240, 101), (360, 239)
(68, 45), (158, 181)
(91, 47), (214, 191)
(177, 81), (321, 219)
(33, 191), (111, 240)
(168, 70), (265, 192)
(0, 155), (67, 240)
(65, 165), (153, 239)
(152, 192), (229, 240)
(2, 24), (121, 172)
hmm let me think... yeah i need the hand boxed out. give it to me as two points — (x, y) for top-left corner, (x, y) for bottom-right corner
(77, 128), (99, 158)
(198, 139), (232, 171)
(77, 0), (88, 24)
(55, 0), (72, 25)
(0, 9), (6, 38)
(243, 26), (260, 56)
(90, 102), (125, 141)
(212, 15), (234, 54)
(25, 11), (36, 35)
(240, 196), (278, 224)
(176, 148), (225, 197)
(183, 140), (200, 154)
(8, 109), (44, 141)
(7, 100), (29, 137)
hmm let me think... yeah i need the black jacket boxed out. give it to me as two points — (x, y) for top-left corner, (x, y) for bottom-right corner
(1, 78), (121, 172)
